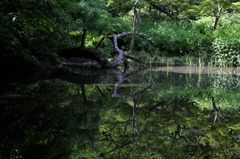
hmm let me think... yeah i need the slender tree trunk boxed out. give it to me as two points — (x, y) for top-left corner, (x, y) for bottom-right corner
(137, 8), (141, 25)
(212, 16), (220, 31)
(212, 4), (223, 31)
(128, 0), (139, 54)
(95, 37), (105, 50)
(81, 28), (87, 48)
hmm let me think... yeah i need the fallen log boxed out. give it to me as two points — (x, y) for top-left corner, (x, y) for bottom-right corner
(58, 47), (109, 67)
(58, 31), (153, 68)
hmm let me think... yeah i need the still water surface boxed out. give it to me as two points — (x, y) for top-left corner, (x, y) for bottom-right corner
(1, 66), (240, 159)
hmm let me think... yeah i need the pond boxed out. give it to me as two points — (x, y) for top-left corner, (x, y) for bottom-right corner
(1, 66), (240, 159)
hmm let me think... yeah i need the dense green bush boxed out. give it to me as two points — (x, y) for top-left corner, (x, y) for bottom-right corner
(211, 38), (240, 67)
(136, 20), (209, 57)
(208, 14), (240, 66)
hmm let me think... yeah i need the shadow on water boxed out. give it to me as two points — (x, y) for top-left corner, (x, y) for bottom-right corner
(1, 66), (240, 158)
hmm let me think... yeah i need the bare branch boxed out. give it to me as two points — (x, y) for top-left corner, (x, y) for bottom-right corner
(105, 31), (153, 67)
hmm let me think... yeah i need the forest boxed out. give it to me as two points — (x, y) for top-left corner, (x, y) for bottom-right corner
(2, 1), (240, 158)
(1, 0), (240, 70)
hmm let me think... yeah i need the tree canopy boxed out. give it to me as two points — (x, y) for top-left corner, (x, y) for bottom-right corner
(1, 0), (240, 68)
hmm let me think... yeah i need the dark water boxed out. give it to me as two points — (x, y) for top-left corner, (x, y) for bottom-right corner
(1, 66), (240, 159)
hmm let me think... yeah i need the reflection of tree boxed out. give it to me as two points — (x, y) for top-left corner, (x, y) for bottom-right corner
(2, 68), (240, 158)
(52, 66), (153, 104)
(111, 68), (152, 98)
(208, 96), (225, 125)
(51, 69), (240, 158)
(96, 89), (240, 158)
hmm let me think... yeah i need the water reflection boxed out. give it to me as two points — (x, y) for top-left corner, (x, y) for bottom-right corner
(151, 66), (240, 75)
(1, 67), (240, 158)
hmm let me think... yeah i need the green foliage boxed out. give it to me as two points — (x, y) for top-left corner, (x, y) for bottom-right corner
(207, 14), (240, 66)
(137, 20), (208, 57)
(0, 0), (74, 66)
(97, 38), (115, 58)
(1, 0), (240, 68)
(106, 0), (136, 17)
(199, 0), (232, 16)
(144, 0), (203, 20)
(72, 1), (112, 32)
(212, 37), (240, 67)
(192, 16), (214, 34)
(232, 2), (240, 12)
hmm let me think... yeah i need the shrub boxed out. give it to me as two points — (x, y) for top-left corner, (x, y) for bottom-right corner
(140, 20), (209, 57)
(211, 37), (240, 67)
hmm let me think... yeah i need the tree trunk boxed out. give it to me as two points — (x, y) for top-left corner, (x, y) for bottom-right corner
(105, 31), (154, 67)
(81, 28), (87, 48)
(212, 4), (223, 31)
(212, 16), (220, 31)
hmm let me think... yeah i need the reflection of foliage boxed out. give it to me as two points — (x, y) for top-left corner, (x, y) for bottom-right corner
(97, 94), (240, 158)
(0, 80), (101, 158)
(92, 70), (240, 158)
(1, 69), (240, 158)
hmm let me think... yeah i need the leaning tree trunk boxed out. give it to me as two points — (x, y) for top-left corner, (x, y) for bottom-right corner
(212, 4), (223, 31)
(58, 31), (153, 68)
(105, 31), (154, 67)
